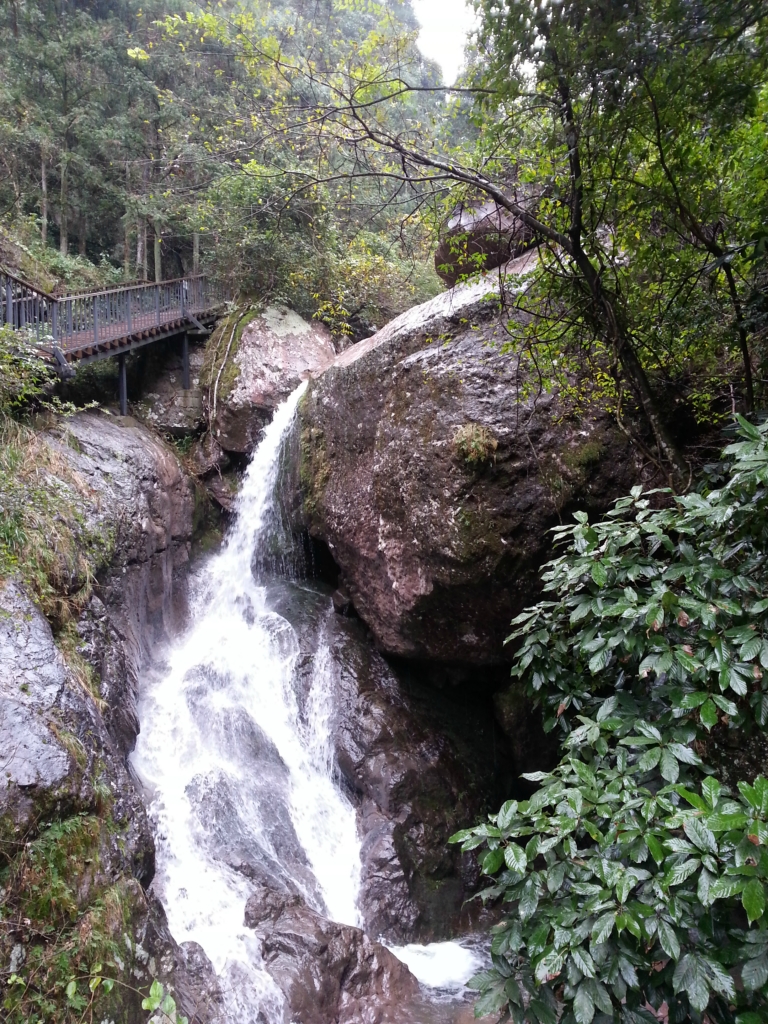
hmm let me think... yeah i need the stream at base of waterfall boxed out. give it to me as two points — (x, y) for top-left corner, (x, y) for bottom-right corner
(131, 383), (487, 1023)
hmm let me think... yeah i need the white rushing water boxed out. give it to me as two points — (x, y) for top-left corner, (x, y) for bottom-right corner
(131, 382), (361, 1021)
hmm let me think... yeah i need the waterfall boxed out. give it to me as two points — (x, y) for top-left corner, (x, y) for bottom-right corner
(131, 382), (361, 1021)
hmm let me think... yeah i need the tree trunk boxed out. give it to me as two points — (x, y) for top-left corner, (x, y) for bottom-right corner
(193, 230), (199, 274)
(154, 229), (162, 283)
(41, 158), (47, 245)
(59, 158), (68, 256)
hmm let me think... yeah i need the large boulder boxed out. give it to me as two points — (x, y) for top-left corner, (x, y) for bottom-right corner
(434, 199), (535, 286)
(244, 883), (419, 1024)
(211, 305), (336, 453)
(299, 252), (644, 664)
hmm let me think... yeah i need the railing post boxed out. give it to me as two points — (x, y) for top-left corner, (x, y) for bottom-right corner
(127, 289), (132, 334)
(52, 301), (58, 344)
(6, 280), (12, 327)
(93, 296), (98, 346)
(67, 299), (73, 339)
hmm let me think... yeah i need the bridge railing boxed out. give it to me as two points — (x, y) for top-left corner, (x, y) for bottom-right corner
(0, 269), (227, 355)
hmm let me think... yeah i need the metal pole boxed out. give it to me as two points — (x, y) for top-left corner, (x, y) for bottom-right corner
(118, 353), (127, 416)
(182, 332), (190, 390)
(155, 284), (160, 325)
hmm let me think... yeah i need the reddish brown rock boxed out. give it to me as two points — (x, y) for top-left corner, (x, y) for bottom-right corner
(213, 305), (336, 453)
(300, 252), (643, 664)
(244, 883), (419, 1024)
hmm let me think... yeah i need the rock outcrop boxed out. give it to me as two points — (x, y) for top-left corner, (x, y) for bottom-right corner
(211, 305), (336, 453)
(299, 252), (643, 664)
(0, 411), (206, 1023)
(244, 883), (419, 1024)
(434, 199), (535, 286)
(265, 579), (503, 943)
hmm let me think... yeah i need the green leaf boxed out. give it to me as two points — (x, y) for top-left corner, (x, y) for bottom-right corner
(673, 953), (710, 1012)
(571, 947), (596, 978)
(683, 818), (717, 854)
(498, 800), (519, 831)
(591, 562), (607, 586)
(678, 691), (709, 709)
(660, 748), (680, 783)
(546, 861), (566, 893)
(657, 918), (680, 960)
(638, 746), (662, 772)
(65, 980), (77, 1002)
(699, 698), (718, 730)
(741, 954), (768, 991)
(742, 878), (766, 923)
(591, 911), (615, 946)
(482, 848), (504, 876)
(573, 983), (596, 1024)
(504, 843), (527, 874)
(666, 858), (699, 886)
(519, 878), (539, 921)
(142, 979), (164, 1012)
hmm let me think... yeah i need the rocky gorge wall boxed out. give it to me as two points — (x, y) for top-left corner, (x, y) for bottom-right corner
(2, 255), (652, 1023)
(0, 412), (220, 1024)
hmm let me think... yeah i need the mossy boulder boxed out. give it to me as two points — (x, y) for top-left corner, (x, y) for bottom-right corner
(208, 304), (336, 453)
(300, 252), (645, 664)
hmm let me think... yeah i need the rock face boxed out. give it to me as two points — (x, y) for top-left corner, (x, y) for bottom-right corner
(434, 199), (535, 286)
(0, 412), (205, 1023)
(134, 334), (208, 435)
(265, 579), (503, 943)
(213, 305), (336, 453)
(300, 252), (643, 664)
(244, 883), (419, 1024)
(48, 412), (196, 752)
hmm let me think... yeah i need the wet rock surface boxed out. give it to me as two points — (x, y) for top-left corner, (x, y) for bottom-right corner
(213, 305), (336, 453)
(244, 882), (419, 1024)
(265, 578), (504, 943)
(0, 413), (203, 1022)
(300, 252), (643, 664)
(46, 411), (195, 752)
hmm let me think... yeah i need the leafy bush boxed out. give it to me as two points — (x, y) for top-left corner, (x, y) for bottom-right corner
(452, 416), (768, 1023)
(0, 326), (55, 416)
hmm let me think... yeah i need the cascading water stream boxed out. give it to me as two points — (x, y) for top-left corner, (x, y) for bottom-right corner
(132, 382), (488, 1023)
(131, 382), (362, 1021)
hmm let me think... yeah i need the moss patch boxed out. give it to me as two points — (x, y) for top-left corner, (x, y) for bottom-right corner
(453, 422), (499, 466)
(299, 418), (331, 520)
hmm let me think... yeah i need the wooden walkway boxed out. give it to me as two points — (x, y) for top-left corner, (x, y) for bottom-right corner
(0, 267), (228, 413)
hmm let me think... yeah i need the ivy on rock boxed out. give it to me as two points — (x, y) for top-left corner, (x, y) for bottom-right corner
(452, 416), (768, 1023)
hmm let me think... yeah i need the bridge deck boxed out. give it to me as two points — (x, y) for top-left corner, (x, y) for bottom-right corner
(1, 270), (227, 364)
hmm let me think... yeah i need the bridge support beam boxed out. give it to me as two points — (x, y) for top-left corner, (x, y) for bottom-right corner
(182, 332), (190, 390)
(118, 353), (128, 416)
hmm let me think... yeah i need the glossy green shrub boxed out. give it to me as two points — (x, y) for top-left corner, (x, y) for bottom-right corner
(453, 416), (768, 1023)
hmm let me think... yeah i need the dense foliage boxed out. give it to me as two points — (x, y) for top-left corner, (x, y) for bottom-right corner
(452, 417), (768, 1022)
(0, 0), (441, 321)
